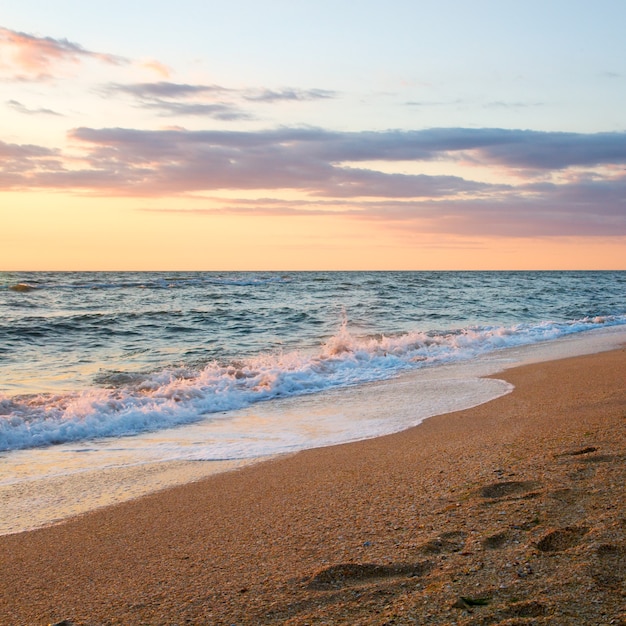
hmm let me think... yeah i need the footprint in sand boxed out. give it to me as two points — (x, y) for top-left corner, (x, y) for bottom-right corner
(557, 446), (617, 465)
(559, 448), (617, 480)
(308, 560), (433, 589)
(419, 530), (467, 555)
(591, 543), (626, 588)
(573, 454), (616, 464)
(482, 530), (512, 550)
(536, 526), (589, 552)
(567, 465), (597, 481)
(556, 446), (598, 457)
(548, 487), (580, 503)
(500, 600), (547, 619)
(479, 480), (539, 499)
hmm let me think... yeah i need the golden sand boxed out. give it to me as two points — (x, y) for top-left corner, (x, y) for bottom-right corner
(1, 348), (624, 625)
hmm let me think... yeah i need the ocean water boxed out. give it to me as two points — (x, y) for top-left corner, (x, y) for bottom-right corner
(1, 271), (625, 457)
(1, 270), (626, 534)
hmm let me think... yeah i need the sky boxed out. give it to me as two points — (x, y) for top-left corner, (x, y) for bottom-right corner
(1, 0), (625, 270)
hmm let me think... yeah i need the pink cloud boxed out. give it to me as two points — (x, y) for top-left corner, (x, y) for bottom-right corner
(0, 26), (127, 80)
(139, 59), (172, 78)
(1, 126), (625, 238)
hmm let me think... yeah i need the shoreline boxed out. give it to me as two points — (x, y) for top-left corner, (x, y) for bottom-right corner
(3, 326), (625, 538)
(0, 373), (512, 537)
(1, 347), (625, 624)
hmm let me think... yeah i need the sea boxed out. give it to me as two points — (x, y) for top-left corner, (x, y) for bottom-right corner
(1, 270), (625, 533)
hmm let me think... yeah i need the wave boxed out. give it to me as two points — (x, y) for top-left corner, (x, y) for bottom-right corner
(1, 314), (624, 452)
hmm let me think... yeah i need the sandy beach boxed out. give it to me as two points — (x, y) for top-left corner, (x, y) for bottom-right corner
(1, 347), (624, 625)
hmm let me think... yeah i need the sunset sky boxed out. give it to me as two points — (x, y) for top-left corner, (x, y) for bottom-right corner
(1, 0), (625, 270)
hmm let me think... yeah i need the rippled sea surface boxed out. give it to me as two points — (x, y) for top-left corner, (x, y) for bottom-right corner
(1, 271), (624, 452)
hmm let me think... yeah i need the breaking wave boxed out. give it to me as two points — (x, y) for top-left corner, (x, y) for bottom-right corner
(1, 313), (624, 451)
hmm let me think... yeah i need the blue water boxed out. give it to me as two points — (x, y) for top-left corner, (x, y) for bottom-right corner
(1, 271), (625, 452)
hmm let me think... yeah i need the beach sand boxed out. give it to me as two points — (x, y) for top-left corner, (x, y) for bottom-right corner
(0, 348), (624, 625)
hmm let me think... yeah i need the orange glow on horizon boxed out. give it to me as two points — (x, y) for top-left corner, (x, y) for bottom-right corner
(1, 191), (624, 271)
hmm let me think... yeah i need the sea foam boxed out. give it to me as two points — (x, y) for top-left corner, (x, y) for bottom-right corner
(1, 314), (624, 452)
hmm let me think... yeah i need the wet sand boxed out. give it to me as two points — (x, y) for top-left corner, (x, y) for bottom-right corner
(0, 348), (624, 625)
(0, 459), (261, 537)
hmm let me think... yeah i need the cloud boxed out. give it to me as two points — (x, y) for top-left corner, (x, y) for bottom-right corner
(286, 127), (626, 171)
(142, 179), (626, 238)
(6, 99), (62, 116)
(243, 88), (337, 102)
(104, 81), (338, 119)
(1, 126), (625, 237)
(484, 101), (544, 109)
(108, 81), (336, 102)
(0, 26), (128, 80)
(406, 98), (465, 107)
(0, 139), (57, 160)
(320, 168), (491, 198)
(61, 126), (503, 197)
(140, 100), (251, 120)
(354, 181), (626, 237)
(139, 59), (172, 78)
(0, 139), (62, 187)
(109, 82), (231, 99)
(468, 129), (626, 170)
(141, 198), (344, 218)
(105, 82), (248, 119)
(8, 126), (626, 190)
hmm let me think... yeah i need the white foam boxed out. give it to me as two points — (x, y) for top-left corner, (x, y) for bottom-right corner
(2, 315), (624, 452)
(1, 325), (624, 535)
